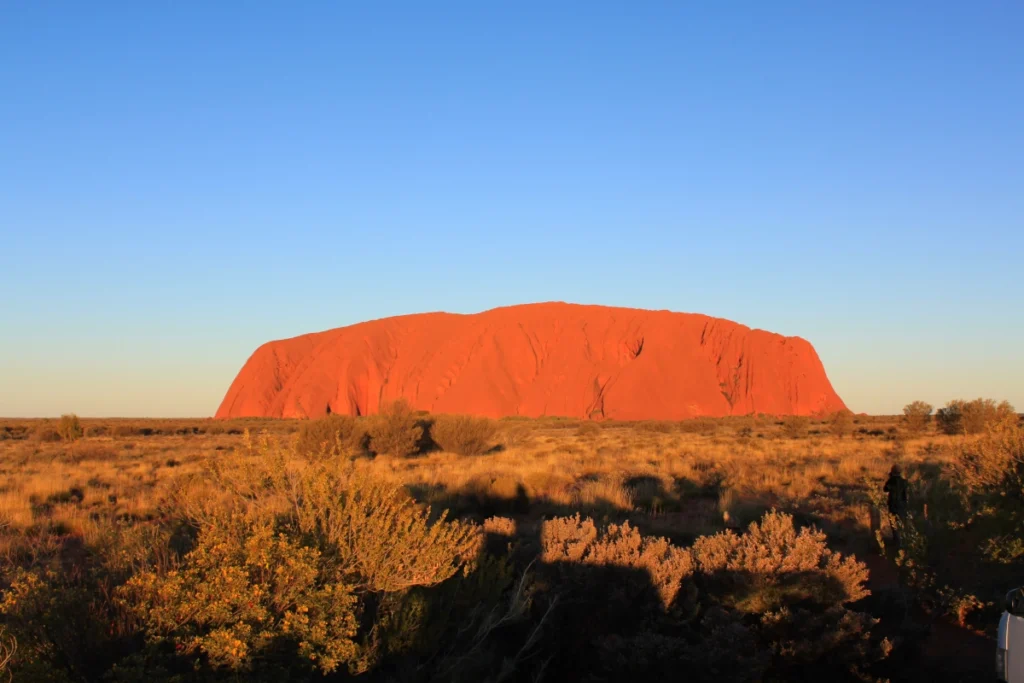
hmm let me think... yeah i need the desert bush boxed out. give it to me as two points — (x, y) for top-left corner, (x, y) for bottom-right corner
(637, 420), (676, 434)
(129, 450), (484, 677)
(950, 422), (1024, 496)
(0, 561), (139, 682)
(33, 423), (62, 442)
(949, 423), (1024, 565)
(935, 400), (963, 435)
(111, 424), (138, 438)
(690, 511), (883, 679)
(679, 417), (718, 435)
(295, 469), (481, 593)
(84, 424), (108, 438)
(962, 398), (1016, 434)
(367, 399), (423, 457)
(119, 515), (360, 674)
(295, 414), (367, 458)
(431, 414), (499, 455)
(937, 398), (1016, 435)
(482, 515), (517, 538)
(205, 421), (226, 435)
(575, 421), (602, 437)
(902, 401), (933, 434)
(57, 414), (83, 443)
(541, 514), (693, 608)
(691, 510), (869, 612)
(500, 423), (535, 449)
(828, 410), (853, 439)
(781, 415), (809, 439)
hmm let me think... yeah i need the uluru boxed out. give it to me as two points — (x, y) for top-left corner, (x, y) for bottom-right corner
(216, 302), (847, 420)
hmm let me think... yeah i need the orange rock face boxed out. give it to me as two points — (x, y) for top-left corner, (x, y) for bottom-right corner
(215, 302), (847, 420)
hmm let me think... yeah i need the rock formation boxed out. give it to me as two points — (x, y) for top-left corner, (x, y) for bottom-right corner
(215, 302), (847, 420)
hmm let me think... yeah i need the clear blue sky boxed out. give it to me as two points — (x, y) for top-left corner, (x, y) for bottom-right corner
(2, 2), (1021, 417)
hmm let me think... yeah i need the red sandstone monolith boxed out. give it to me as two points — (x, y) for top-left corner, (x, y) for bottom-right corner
(216, 302), (847, 420)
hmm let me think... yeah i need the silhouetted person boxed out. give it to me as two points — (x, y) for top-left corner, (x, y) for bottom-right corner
(883, 464), (909, 548)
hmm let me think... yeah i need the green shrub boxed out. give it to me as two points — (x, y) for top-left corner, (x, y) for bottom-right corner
(295, 414), (367, 458)
(119, 515), (360, 674)
(431, 414), (499, 455)
(367, 400), (423, 457)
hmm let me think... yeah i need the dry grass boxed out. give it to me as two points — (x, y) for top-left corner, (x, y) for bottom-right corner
(0, 413), (1005, 680)
(0, 416), (951, 545)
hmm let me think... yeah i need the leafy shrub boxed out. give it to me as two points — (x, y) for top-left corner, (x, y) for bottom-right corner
(691, 510), (869, 612)
(950, 422), (1024, 496)
(295, 414), (367, 458)
(901, 401), (933, 433)
(937, 398), (1016, 435)
(367, 399), (423, 457)
(431, 414), (499, 455)
(949, 423), (1023, 567)
(291, 469), (481, 593)
(123, 450), (484, 678)
(690, 511), (882, 680)
(119, 515), (360, 674)
(962, 398), (1016, 434)
(58, 414), (83, 442)
(540, 514), (693, 608)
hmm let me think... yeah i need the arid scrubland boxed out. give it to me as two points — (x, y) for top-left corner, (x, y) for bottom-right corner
(0, 406), (1020, 681)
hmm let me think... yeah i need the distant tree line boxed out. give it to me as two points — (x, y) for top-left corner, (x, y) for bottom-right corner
(901, 398), (1017, 435)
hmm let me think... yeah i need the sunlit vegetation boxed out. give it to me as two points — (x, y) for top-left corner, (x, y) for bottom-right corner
(0, 403), (1018, 680)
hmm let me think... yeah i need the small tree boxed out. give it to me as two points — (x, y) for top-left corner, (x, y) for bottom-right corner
(828, 411), (853, 439)
(367, 399), (423, 457)
(57, 414), (83, 443)
(901, 401), (933, 434)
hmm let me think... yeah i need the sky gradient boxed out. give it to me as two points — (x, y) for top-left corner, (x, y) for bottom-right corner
(2, 2), (1022, 417)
